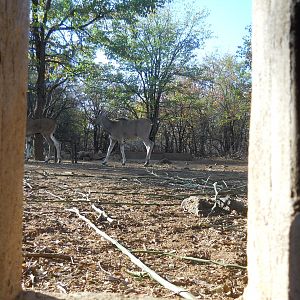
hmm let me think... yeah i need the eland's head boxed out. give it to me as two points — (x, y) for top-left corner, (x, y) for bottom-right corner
(95, 108), (108, 126)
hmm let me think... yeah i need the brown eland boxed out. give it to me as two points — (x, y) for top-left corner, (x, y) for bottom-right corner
(25, 118), (61, 163)
(95, 110), (154, 166)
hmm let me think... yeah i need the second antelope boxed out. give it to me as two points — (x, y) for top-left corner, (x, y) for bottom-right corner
(95, 110), (154, 166)
(26, 118), (62, 163)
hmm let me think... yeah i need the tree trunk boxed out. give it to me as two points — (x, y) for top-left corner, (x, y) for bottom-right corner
(0, 1), (29, 299)
(148, 93), (161, 143)
(163, 127), (171, 152)
(93, 126), (99, 152)
(149, 117), (159, 143)
(243, 1), (300, 299)
(32, 0), (47, 160)
(33, 56), (47, 160)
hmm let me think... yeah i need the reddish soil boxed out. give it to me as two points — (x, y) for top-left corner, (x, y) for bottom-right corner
(23, 158), (248, 299)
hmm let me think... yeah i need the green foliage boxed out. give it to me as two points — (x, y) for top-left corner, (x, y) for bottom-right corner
(29, 0), (167, 119)
(28, 1), (251, 157)
(186, 56), (249, 115)
(155, 51), (251, 156)
(56, 107), (85, 142)
(158, 79), (206, 153)
(237, 25), (252, 73)
(98, 5), (211, 127)
(198, 53), (251, 154)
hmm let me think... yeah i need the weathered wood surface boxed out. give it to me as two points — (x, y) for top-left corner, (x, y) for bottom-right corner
(0, 1), (29, 300)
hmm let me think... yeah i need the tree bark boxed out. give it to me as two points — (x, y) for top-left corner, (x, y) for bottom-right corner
(0, 1), (29, 299)
(31, 0), (48, 160)
(244, 1), (300, 299)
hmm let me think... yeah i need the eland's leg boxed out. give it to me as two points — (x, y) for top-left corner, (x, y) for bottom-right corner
(50, 133), (62, 163)
(44, 136), (53, 163)
(102, 138), (117, 165)
(143, 139), (154, 166)
(120, 142), (126, 166)
(25, 137), (32, 161)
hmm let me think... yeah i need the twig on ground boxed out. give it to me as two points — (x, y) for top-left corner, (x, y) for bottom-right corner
(24, 179), (33, 189)
(53, 171), (74, 177)
(44, 190), (65, 201)
(54, 172), (95, 178)
(98, 262), (111, 275)
(75, 189), (91, 201)
(203, 176), (211, 189)
(222, 180), (228, 188)
(26, 199), (179, 206)
(131, 249), (247, 270)
(125, 269), (149, 279)
(24, 252), (74, 262)
(207, 182), (219, 217)
(146, 170), (206, 189)
(67, 207), (197, 300)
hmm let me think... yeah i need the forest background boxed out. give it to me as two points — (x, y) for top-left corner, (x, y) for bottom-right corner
(28, 0), (252, 160)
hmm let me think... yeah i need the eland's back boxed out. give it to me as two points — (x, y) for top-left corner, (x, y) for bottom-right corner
(110, 118), (152, 141)
(25, 118), (61, 163)
(26, 118), (57, 136)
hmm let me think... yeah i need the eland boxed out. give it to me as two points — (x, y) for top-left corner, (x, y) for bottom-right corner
(26, 118), (62, 163)
(95, 110), (154, 166)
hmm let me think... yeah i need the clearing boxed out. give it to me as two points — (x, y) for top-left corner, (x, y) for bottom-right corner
(23, 158), (248, 299)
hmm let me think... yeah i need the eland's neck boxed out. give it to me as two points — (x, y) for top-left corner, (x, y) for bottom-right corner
(98, 114), (113, 133)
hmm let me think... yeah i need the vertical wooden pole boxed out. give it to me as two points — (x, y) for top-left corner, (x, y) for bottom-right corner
(245, 0), (300, 299)
(0, 1), (29, 299)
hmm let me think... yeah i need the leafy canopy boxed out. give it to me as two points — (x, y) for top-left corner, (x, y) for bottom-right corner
(98, 6), (211, 116)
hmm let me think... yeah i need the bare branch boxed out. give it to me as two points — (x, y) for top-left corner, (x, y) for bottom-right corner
(67, 207), (197, 300)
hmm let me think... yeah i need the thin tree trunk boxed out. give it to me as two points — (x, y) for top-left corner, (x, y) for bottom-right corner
(93, 126), (99, 152)
(32, 0), (48, 160)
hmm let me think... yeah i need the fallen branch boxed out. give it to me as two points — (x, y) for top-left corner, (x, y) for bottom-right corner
(26, 199), (179, 206)
(147, 169), (209, 189)
(131, 249), (247, 270)
(181, 193), (247, 217)
(146, 170), (247, 195)
(67, 207), (197, 300)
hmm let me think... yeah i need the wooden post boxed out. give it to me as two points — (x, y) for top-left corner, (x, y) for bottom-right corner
(0, 1), (29, 299)
(244, 0), (300, 299)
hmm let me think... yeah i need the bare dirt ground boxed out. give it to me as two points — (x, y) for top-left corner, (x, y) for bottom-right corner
(23, 158), (248, 299)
